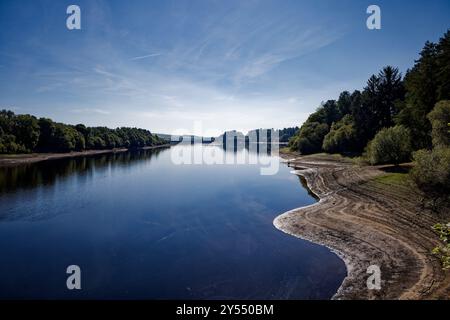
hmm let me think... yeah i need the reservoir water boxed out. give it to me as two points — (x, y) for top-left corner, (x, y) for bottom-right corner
(0, 144), (346, 299)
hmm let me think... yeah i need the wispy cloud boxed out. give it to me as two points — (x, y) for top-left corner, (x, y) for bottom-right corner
(143, 5), (345, 88)
(71, 108), (111, 115)
(130, 53), (162, 61)
(0, 0), (353, 134)
(233, 27), (343, 83)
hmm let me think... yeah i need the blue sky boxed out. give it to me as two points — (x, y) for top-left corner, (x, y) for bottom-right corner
(0, 0), (449, 135)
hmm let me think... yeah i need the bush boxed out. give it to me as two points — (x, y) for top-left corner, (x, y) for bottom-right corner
(432, 223), (450, 270)
(366, 125), (412, 165)
(322, 115), (358, 154)
(427, 100), (450, 148)
(409, 147), (450, 206)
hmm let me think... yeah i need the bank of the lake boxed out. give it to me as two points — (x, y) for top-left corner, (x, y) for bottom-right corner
(0, 144), (171, 167)
(274, 151), (450, 299)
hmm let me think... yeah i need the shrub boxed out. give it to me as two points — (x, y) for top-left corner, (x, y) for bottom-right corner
(427, 100), (450, 148)
(409, 147), (450, 206)
(432, 223), (450, 270)
(366, 125), (412, 165)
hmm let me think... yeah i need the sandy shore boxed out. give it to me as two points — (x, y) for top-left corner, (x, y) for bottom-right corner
(0, 144), (170, 167)
(274, 152), (450, 299)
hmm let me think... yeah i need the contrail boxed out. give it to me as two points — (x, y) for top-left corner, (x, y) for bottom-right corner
(130, 53), (161, 61)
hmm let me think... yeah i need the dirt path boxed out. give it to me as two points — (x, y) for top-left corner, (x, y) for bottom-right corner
(274, 153), (450, 299)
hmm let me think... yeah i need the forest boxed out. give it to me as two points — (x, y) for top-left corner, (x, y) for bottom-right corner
(0, 112), (166, 154)
(289, 30), (450, 158)
(289, 30), (450, 207)
(278, 127), (299, 142)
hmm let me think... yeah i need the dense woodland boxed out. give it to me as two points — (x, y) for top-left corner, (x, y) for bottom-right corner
(289, 30), (450, 158)
(278, 127), (299, 142)
(0, 112), (166, 154)
(289, 30), (450, 207)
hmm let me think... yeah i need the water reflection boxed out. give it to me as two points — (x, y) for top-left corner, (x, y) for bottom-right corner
(215, 142), (278, 155)
(0, 147), (167, 195)
(0, 145), (346, 299)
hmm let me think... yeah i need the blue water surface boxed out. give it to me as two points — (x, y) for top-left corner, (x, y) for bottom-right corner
(0, 145), (345, 299)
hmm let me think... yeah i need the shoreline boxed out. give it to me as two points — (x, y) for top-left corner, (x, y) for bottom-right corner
(274, 168), (353, 300)
(0, 144), (171, 167)
(274, 152), (450, 299)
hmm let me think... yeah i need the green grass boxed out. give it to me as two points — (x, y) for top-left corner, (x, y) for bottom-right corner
(373, 173), (410, 186)
(308, 152), (359, 164)
(279, 147), (291, 154)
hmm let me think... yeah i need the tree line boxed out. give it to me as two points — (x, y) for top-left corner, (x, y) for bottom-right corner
(0, 111), (166, 154)
(289, 29), (450, 208)
(278, 127), (299, 142)
(289, 30), (449, 160)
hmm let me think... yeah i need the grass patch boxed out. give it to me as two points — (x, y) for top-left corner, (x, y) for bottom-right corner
(319, 152), (360, 164)
(279, 147), (291, 154)
(373, 172), (410, 186)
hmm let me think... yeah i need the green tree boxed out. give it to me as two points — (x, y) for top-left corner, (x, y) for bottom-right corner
(75, 124), (89, 140)
(377, 66), (404, 128)
(13, 114), (40, 152)
(427, 100), (450, 148)
(289, 122), (329, 154)
(436, 30), (450, 101)
(87, 135), (106, 149)
(366, 125), (412, 165)
(52, 124), (76, 152)
(308, 100), (340, 126)
(0, 110), (15, 133)
(0, 133), (24, 153)
(396, 41), (439, 149)
(74, 131), (86, 151)
(337, 91), (352, 118)
(322, 115), (358, 154)
(410, 147), (450, 208)
(352, 75), (381, 148)
(37, 118), (56, 151)
(353, 67), (404, 150)
(0, 109), (163, 154)
(278, 127), (299, 142)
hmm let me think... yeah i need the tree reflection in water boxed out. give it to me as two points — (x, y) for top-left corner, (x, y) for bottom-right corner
(0, 148), (165, 196)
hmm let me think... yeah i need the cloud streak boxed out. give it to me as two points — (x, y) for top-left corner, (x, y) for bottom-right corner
(130, 53), (162, 61)
(0, 0), (355, 134)
(71, 108), (111, 115)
